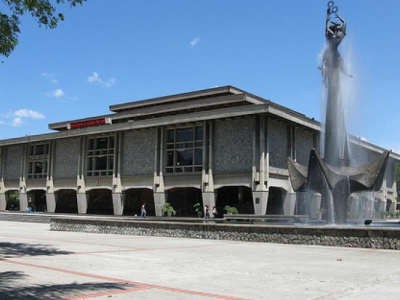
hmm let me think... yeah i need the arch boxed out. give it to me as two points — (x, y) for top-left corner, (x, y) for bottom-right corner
(216, 186), (254, 214)
(266, 187), (286, 215)
(86, 189), (113, 215)
(27, 190), (46, 212)
(123, 188), (155, 216)
(165, 187), (203, 217)
(55, 189), (78, 214)
(5, 190), (19, 211)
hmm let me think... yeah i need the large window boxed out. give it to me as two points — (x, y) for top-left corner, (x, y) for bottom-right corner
(86, 136), (114, 177)
(27, 143), (49, 179)
(166, 126), (203, 173)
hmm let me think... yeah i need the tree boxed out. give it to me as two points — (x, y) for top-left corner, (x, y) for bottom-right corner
(0, 0), (85, 59)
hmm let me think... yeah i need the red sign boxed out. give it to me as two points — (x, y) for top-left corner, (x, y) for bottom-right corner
(69, 118), (108, 129)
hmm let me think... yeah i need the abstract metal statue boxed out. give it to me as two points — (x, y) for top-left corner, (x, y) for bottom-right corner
(287, 1), (390, 224)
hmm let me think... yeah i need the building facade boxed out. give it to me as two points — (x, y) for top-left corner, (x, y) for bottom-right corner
(0, 86), (398, 218)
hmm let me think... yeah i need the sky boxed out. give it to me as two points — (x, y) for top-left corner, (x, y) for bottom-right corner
(0, 0), (399, 153)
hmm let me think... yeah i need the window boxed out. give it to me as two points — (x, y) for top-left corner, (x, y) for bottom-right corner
(166, 126), (203, 173)
(27, 143), (49, 179)
(86, 136), (114, 177)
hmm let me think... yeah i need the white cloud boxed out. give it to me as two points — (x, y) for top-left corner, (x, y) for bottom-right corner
(45, 88), (65, 98)
(12, 117), (23, 127)
(0, 109), (45, 127)
(14, 109), (45, 119)
(42, 72), (60, 84)
(88, 72), (116, 87)
(190, 37), (200, 47)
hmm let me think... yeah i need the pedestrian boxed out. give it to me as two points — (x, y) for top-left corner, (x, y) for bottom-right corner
(204, 205), (210, 219)
(212, 206), (218, 218)
(140, 203), (147, 218)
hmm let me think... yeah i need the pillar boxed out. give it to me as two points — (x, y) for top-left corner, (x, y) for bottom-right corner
(154, 192), (166, 216)
(77, 193), (87, 214)
(283, 192), (296, 216)
(112, 192), (124, 216)
(19, 192), (28, 212)
(0, 193), (6, 211)
(46, 193), (56, 213)
(252, 191), (268, 215)
(309, 193), (322, 219)
(202, 192), (216, 211)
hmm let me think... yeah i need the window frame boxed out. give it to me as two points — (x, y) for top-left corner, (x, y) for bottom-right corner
(165, 125), (203, 174)
(86, 135), (115, 177)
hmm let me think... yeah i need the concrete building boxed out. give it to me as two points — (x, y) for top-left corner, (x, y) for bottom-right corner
(0, 86), (398, 219)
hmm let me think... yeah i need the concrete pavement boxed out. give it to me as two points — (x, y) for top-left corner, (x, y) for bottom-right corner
(1, 220), (400, 299)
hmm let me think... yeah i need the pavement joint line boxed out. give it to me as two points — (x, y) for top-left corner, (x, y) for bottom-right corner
(3, 259), (249, 300)
(60, 285), (154, 300)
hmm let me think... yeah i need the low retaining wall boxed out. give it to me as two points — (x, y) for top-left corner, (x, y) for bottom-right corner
(50, 217), (400, 250)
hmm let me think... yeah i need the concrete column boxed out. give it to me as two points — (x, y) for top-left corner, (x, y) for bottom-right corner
(309, 194), (322, 219)
(19, 192), (28, 212)
(77, 193), (88, 214)
(112, 192), (124, 216)
(154, 192), (166, 216)
(202, 192), (216, 210)
(252, 191), (268, 215)
(283, 192), (296, 216)
(46, 193), (56, 213)
(0, 193), (6, 211)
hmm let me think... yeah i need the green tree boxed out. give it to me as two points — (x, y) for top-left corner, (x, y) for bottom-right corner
(0, 0), (85, 59)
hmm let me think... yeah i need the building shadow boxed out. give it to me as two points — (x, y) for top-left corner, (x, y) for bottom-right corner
(0, 271), (134, 299)
(0, 242), (72, 258)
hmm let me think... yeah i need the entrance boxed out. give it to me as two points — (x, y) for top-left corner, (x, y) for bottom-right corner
(216, 186), (254, 214)
(55, 189), (78, 213)
(86, 189), (113, 215)
(123, 188), (155, 216)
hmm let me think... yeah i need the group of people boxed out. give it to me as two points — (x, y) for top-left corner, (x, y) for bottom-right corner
(140, 203), (219, 218)
(203, 205), (218, 219)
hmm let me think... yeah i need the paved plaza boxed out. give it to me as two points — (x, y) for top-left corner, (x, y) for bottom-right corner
(1, 219), (400, 299)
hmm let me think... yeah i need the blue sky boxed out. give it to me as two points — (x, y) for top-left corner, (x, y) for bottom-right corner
(0, 0), (399, 153)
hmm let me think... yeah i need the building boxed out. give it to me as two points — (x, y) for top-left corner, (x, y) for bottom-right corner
(0, 86), (398, 218)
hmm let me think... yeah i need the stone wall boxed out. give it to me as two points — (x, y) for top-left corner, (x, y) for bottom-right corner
(213, 117), (253, 173)
(54, 138), (80, 178)
(268, 120), (287, 169)
(121, 129), (156, 176)
(295, 129), (314, 166)
(4, 145), (23, 180)
(50, 218), (400, 250)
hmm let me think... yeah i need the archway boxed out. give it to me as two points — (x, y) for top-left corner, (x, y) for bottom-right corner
(5, 190), (19, 211)
(86, 189), (113, 215)
(165, 187), (202, 217)
(123, 188), (155, 216)
(266, 187), (285, 215)
(55, 189), (78, 213)
(27, 190), (46, 212)
(216, 186), (254, 214)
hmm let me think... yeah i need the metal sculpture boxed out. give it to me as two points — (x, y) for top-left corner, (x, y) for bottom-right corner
(287, 1), (390, 224)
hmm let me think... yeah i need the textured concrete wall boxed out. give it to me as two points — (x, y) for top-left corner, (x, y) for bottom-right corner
(51, 218), (400, 250)
(213, 118), (253, 173)
(385, 158), (395, 188)
(4, 145), (23, 180)
(268, 120), (287, 169)
(295, 129), (314, 166)
(54, 138), (80, 178)
(121, 129), (155, 176)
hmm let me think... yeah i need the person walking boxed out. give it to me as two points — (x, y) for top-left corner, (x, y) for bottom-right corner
(140, 203), (147, 218)
(204, 205), (210, 219)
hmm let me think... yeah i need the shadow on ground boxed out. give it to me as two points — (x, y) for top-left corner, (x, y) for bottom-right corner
(0, 242), (72, 258)
(0, 271), (135, 299)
